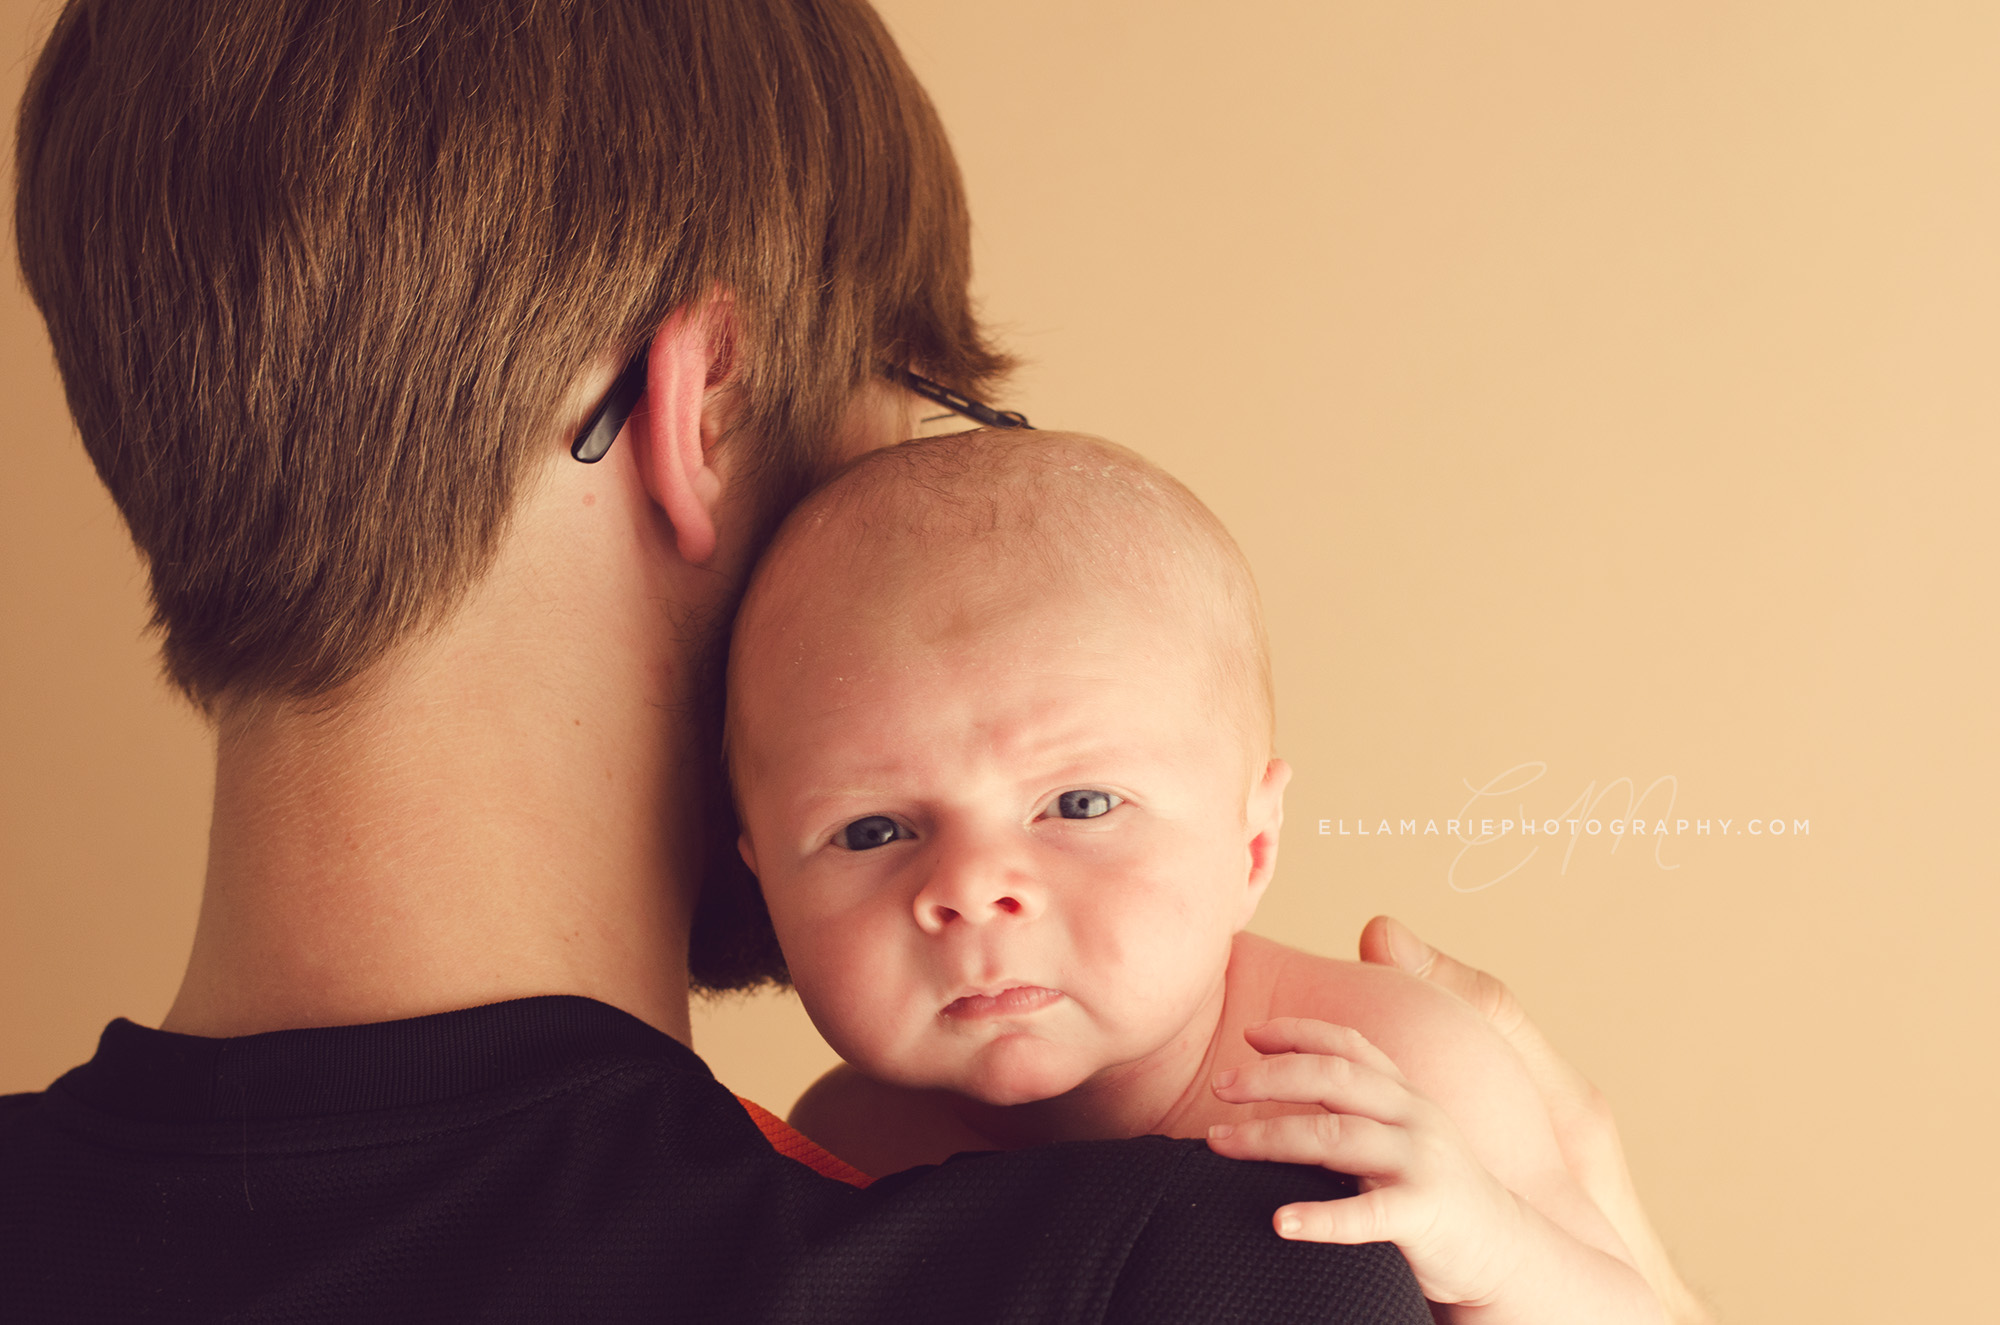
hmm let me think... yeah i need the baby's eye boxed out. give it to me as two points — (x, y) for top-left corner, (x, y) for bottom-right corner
(1055, 789), (1120, 820)
(836, 815), (913, 851)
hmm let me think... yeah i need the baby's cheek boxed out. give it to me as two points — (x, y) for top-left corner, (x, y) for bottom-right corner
(1071, 874), (1223, 969)
(1071, 884), (1234, 1028)
(787, 916), (918, 1069)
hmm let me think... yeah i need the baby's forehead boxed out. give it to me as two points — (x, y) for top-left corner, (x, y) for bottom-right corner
(759, 435), (1222, 608)
(730, 429), (1273, 750)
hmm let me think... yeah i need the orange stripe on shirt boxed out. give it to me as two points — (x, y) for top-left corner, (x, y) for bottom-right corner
(736, 1095), (874, 1188)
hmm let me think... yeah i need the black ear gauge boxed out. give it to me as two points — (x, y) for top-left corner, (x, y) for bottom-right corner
(570, 350), (651, 463)
(572, 356), (1029, 461)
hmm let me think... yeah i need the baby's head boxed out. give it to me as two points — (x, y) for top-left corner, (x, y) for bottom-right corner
(727, 430), (1288, 1107)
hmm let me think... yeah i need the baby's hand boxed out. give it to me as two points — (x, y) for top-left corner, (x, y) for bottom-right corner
(1205, 1017), (1532, 1308)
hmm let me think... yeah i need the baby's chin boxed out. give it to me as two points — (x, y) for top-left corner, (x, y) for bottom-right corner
(941, 1035), (1098, 1107)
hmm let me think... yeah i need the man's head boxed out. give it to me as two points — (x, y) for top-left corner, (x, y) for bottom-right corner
(14, 0), (1006, 711)
(727, 431), (1288, 1106)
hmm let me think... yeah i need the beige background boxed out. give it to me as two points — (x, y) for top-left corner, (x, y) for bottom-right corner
(4, 1), (1995, 1319)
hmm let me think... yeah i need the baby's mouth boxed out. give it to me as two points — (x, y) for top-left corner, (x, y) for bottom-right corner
(940, 986), (1064, 1020)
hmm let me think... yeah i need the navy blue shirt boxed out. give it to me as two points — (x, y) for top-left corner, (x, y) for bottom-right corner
(0, 996), (1429, 1322)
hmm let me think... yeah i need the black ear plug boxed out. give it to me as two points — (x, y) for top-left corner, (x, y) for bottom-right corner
(570, 349), (651, 463)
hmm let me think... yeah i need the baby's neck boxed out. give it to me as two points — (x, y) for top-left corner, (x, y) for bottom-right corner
(944, 933), (1288, 1150)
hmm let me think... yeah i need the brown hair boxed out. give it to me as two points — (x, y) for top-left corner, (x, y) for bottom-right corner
(15, 0), (1009, 710)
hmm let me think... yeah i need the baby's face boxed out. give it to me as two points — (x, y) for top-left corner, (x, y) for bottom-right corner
(733, 580), (1285, 1107)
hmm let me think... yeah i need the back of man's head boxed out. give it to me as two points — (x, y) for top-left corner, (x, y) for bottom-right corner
(16, 0), (1005, 710)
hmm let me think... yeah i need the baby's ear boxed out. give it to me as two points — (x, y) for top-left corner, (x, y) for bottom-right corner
(1239, 758), (1291, 922)
(737, 834), (759, 878)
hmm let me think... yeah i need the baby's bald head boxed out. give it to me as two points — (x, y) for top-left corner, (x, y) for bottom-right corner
(726, 433), (1292, 1101)
(728, 430), (1273, 784)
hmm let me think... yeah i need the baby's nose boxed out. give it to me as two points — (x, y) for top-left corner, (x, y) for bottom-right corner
(911, 842), (1040, 933)
(916, 890), (1025, 930)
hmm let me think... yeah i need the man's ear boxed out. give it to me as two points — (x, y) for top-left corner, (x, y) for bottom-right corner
(1239, 757), (1292, 925)
(637, 299), (735, 565)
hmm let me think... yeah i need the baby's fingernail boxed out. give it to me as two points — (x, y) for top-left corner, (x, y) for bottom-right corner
(1212, 1068), (1236, 1090)
(1277, 1213), (1303, 1237)
(1384, 917), (1433, 973)
(1208, 1123), (1234, 1140)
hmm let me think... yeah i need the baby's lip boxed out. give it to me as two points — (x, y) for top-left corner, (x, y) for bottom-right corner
(940, 985), (1064, 1020)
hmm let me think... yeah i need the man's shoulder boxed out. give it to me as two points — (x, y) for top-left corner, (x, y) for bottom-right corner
(0, 1002), (1435, 1322)
(0, 1088), (52, 1156)
(788, 1063), (995, 1177)
(0, 1001), (849, 1320)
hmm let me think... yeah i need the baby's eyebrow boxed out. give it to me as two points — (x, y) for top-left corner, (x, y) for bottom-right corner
(781, 783), (915, 824)
(791, 753), (1154, 812)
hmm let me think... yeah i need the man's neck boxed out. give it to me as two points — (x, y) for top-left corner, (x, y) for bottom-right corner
(162, 452), (724, 1045)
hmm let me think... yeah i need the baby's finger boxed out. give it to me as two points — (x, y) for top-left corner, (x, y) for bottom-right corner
(1206, 1110), (1408, 1178)
(1213, 1050), (1412, 1124)
(1270, 1189), (1403, 1245)
(1242, 1017), (1405, 1082)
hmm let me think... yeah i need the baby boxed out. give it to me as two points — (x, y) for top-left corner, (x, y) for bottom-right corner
(725, 430), (1663, 1324)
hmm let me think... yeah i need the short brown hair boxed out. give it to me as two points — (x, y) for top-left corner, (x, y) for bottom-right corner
(15, 0), (1009, 709)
